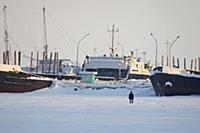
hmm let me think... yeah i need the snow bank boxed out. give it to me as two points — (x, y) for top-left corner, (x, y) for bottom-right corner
(26, 79), (155, 97)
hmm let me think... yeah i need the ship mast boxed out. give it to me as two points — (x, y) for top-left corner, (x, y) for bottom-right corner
(3, 5), (10, 64)
(43, 7), (48, 61)
(108, 24), (119, 57)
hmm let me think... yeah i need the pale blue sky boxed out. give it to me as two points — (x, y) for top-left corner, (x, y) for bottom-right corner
(0, 0), (200, 67)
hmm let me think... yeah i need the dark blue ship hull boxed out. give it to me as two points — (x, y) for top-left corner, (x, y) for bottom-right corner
(150, 72), (200, 96)
(128, 73), (149, 80)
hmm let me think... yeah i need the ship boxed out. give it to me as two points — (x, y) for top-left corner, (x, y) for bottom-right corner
(22, 7), (79, 80)
(82, 55), (129, 80)
(25, 58), (79, 80)
(83, 51), (151, 80)
(0, 64), (52, 93)
(127, 51), (151, 79)
(150, 66), (200, 96)
(0, 6), (52, 93)
(82, 25), (151, 80)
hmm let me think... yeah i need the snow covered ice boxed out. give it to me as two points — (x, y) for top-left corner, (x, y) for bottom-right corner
(0, 80), (200, 133)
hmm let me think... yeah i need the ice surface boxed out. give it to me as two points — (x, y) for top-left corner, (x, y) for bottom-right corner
(0, 80), (200, 133)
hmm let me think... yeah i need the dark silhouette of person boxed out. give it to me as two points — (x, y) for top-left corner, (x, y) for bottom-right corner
(128, 91), (134, 104)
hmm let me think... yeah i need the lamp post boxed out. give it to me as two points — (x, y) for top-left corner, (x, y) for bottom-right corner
(169, 35), (180, 67)
(150, 33), (158, 67)
(76, 33), (90, 68)
(165, 40), (170, 67)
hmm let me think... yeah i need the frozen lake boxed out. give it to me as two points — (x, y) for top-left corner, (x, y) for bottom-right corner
(0, 80), (200, 133)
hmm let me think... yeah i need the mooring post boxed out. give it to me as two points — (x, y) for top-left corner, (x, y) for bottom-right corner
(177, 58), (180, 68)
(42, 52), (45, 73)
(36, 51), (39, 73)
(30, 51), (33, 72)
(191, 59), (193, 70)
(198, 57), (200, 71)
(172, 56), (175, 67)
(18, 51), (21, 66)
(184, 58), (186, 69)
(56, 52), (59, 74)
(194, 58), (197, 71)
(3, 52), (6, 64)
(48, 52), (52, 73)
(53, 52), (56, 74)
(14, 51), (16, 65)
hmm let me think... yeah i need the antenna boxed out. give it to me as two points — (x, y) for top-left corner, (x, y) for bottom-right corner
(93, 48), (96, 56)
(43, 6), (48, 61)
(107, 24), (119, 56)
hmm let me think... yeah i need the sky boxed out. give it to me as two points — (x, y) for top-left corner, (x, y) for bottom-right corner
(0, 0), (200, 67)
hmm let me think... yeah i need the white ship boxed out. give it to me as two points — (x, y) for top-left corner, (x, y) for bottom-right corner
(82, 24), (151, 80)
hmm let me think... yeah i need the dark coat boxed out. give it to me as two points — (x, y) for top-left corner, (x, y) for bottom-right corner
(129, 91), (134, 100)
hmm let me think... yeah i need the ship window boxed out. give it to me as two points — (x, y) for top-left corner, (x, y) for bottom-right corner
(86, 69), (97, 72)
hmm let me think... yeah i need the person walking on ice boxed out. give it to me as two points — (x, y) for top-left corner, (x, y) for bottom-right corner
(128, 91), (134, 104)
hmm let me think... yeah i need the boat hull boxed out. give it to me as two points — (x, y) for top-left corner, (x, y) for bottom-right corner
(0, 71), (52, 93)
(128, 73), (149, 80)
(150, 72), (200, 96)
(86, 69), (149, 80)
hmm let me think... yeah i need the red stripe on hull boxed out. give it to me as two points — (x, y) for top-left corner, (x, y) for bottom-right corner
(0, 66), (52, 93)
(0, 81), (52, 93)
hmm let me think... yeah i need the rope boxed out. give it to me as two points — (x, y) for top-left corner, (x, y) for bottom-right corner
(46, 10), (75, 54)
